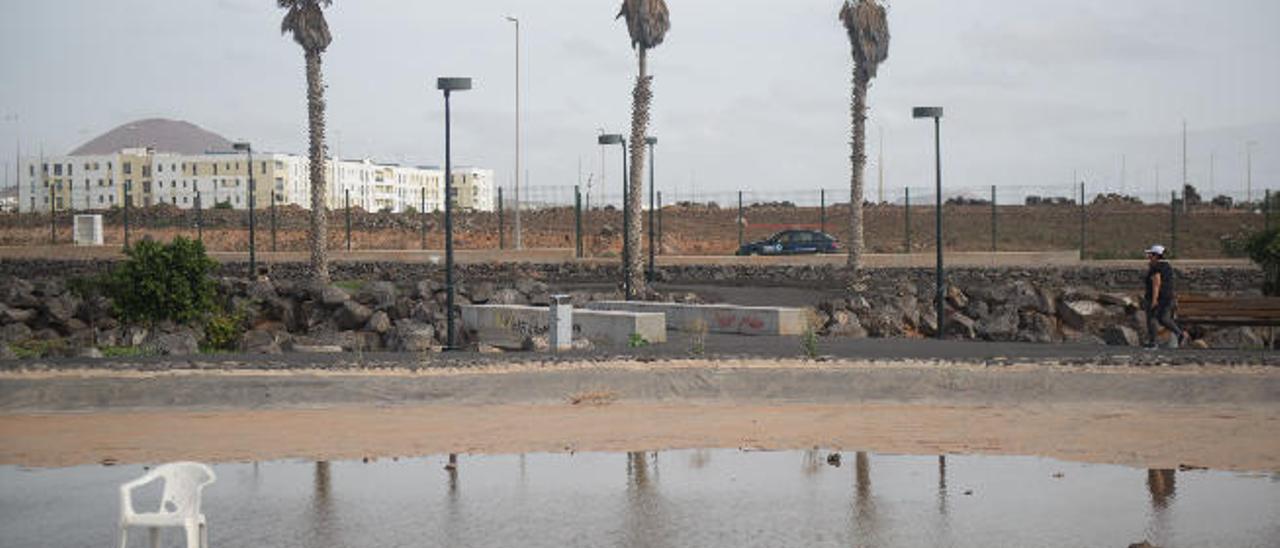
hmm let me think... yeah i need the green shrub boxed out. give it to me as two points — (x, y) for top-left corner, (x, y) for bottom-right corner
(213, 201), (233, 210)
(1245, 228), (1280, 296)
(628, 333), (649, 348)
(105, 237), (219, 324)
(204, 309), (247, 352)
(801, 327), (819, 359)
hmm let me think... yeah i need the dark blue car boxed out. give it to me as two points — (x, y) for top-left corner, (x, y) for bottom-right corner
(735, 230), (841, 256)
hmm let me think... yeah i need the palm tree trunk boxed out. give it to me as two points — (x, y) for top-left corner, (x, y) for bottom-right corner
(627, 47), (651, 298)
(847, 70), (869, 269)
(306, 49), (330, 284)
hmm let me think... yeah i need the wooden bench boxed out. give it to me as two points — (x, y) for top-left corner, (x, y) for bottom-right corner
(1177, 294), (1280, 326)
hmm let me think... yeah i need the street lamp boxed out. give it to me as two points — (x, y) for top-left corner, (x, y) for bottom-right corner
(232, 142), (256, 277)
(438, 77), (472, 350)
(912, 106), (945, 340)
(598, 133), (630, 298)
(1246, 141), (1258, 204)
(504, 15), (522, 250)
(645, 136), (657, 283)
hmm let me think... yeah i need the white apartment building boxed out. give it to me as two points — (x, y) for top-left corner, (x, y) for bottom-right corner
(19, 149), (494, 214)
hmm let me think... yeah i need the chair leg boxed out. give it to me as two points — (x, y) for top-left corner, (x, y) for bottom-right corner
(186, 523), (200, 548)
(118, 526), (128, 548)
(148, 527), (159, 548)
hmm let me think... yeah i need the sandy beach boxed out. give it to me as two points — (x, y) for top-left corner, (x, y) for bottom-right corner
(2, 359), (1277, 471)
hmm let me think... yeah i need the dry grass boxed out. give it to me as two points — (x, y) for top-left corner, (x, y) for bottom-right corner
(567, 388), (619, 407)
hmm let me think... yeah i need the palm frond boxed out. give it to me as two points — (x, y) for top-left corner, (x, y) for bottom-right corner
(616, 0), (670, 50)
(840, 0), (890, 79)
(280, 0), (333, 52)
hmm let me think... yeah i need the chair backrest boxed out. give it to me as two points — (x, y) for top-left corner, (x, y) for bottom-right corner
(155, 462), (216, 517)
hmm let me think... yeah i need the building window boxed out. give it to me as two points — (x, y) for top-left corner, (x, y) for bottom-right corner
(213, 164), (218, 175)
(98, 195), (104, 204)
(172, 197), (177, 205)
(157, 164), (163, 173)
(67, 164), (73, 176)
(142, 165), (150, 177)
(54, 164), (62, 176)
(123, 163), (132, 175)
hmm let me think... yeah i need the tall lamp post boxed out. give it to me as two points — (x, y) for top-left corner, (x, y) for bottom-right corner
(232, 142), (256, 277)
(645, 136), (657, 283)
(912, 107), (945, 340)
(598, 134), (629, 298)
(1246, 141), (1257, 204)
(438, 77), (472, 350)
(504, 16), (522, 250)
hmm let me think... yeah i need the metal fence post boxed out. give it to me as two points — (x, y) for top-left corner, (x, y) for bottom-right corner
(1079, 182), (1086, 261)
(1170, 191), (1177, 259)
(990, 185), (997, 253)
(195, 191), (203, 243)
(420, 187), (427, 250)
(497, 187), (505, 250)
(904, 187), (911, 253)
(345, 189), (351, 252)
(49, 192), (56, 245)
(657, 190), (663, 256)
(270, 188), (278, 253)
(123, 185), (131, 249)
(737, 191), (744, 248)
(820, 188), (826, 234)
(574, 185), (583, 259)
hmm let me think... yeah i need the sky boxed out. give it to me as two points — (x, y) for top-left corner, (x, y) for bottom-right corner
(1, 0), (1278, 205)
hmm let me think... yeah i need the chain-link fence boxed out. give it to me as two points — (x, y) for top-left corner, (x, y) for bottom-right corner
(0, 182), (1273, 261)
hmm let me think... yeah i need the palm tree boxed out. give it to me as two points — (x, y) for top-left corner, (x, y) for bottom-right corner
(839, 0), (889, 270)
(617, 0), (670, 298)
(279, 0), (334, 284)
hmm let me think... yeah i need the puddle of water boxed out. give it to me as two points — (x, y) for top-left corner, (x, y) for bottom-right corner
(1, 451), (1277, 547)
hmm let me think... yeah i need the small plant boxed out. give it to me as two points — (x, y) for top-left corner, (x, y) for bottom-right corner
(333, 279), (368, 293)
(690, 318), (708, 356)
(101, 346), (155, 358)
(9, 339), (66, 359)
(213, 201), (233, 210)
(204, 308), (247, 352)
(801, 327), (819, 360)
(628, 333), (649, 348)
(1245, 228), (1280, 296)
(567, 388), (618, 406)
(104, 237), (218, 325)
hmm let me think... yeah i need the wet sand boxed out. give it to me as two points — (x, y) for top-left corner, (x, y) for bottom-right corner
(1, 360), (1278, 471)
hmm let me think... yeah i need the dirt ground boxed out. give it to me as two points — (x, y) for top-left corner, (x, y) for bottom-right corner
(2, 360), (1277, 472)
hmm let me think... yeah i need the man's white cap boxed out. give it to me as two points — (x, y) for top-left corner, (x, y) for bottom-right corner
(1145, 244), (1166, 256)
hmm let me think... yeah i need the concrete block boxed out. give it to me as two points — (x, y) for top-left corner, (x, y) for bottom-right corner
(587, 301), (807, 336)
(461, 305), (665, 348)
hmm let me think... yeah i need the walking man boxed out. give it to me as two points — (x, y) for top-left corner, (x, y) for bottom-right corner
(1143, 244), (1188, 349)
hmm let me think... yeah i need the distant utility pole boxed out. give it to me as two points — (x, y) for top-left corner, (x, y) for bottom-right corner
(1182, 120), (1188, 190)
(506, 15), (523, 250)
(1120, 154), (1127, 195)
(1209, 152), (1215, 197)
(1246, 141), (1257, 203)
(1154, 165), (1160, 204)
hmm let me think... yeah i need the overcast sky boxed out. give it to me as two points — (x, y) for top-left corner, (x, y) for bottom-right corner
(2, 0), (1278, 204)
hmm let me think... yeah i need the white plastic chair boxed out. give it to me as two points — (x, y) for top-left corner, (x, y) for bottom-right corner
(118, 462), (216, 548)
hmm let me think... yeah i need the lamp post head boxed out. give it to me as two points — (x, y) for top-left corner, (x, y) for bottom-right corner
(644, 137), (657, 145)
(598, 134), (625, 146)
(505, 15), (518, 23)
(232, 142), (251, 152)
(912, 107), (944, 120)
(437, 77), (473, 92)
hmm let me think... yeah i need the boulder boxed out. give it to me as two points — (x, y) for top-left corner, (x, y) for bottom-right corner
(319, 285), (351, 307)
(390, 320), (436, 352)
(1058, 300), (1106, 331)
(95, 328), (120, 348)
(410, 301), (438, 324)
(357, 281), (398, 310)
(825, 310), (867, 338)
(120, 325), (150, 347)
(1203, 327), (1265, 350)
(148, 332), (199, 356)
(0, 322), (33, 344)
(466, 282), (495, 304)
(0, 345), (16, 360)
(290, 344), (344, 354)
(1062, 329), (1106, 346)
(1101, 325), (1141, 347)
(945, 285), (969, 310)
(1, 277), (40, 309)
(976, 305), (1019, 341)
(365, 311), (391, 334)
(1016, 311), (1058, 344)
(75, 347), (104, 359)
(240, 329), (282, 354)
(334, 300), (374, 330)
(945, 313), (978, 339)
(489, 288), (526, 305)
(42, 296), (77, 326)
(416, 279), (443, 299)
(1098, 292), (1137, 309)
(246, 280), (277, 302)
(264, 296), (300, 332)
(0, 304), (37, 325)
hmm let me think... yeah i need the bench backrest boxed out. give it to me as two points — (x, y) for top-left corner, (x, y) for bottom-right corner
(1179, 294), (1280, 326)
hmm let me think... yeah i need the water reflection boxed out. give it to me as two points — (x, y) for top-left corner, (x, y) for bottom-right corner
(849, 452), (882, 547)
(309, 461), (338, 547)
(1, 451), (1276, 548)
